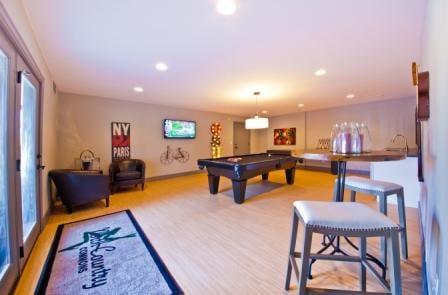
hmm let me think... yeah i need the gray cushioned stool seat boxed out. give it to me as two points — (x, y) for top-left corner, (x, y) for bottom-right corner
(285, 200), (403, 294)
(294, 201), (400, 231)
(341, 176), (409, 261)
(345, 176), (402, 193)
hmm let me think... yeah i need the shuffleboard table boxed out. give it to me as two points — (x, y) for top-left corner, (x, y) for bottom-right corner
(197, 153), (298, 204)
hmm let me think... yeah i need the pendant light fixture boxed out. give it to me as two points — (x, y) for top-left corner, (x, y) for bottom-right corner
(217, 0), (236, 15)
(245, 91), (269, 129)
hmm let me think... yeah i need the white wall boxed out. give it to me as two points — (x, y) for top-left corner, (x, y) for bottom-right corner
(304, 97), (416, 151)
(250, 112), (306, 157)
(420, 0), (448, 293)
(57, 93), (243, 178)
(251, 97), (416, 171)
(1, 0), (59, 218)
(371, 158), (420, 208)
(306, 97), (416, 171)
(267, 112), (307, 151)
(250, 129), (268, 154)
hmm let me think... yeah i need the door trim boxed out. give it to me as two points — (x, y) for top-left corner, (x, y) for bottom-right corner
(0, 8), (46, 221)
(0, 2), (45, 233)
(0, 2), (46, 291)
(0, 2), (44, 83)
(0, 28), (20, 293)
(15, 59), (42, 269)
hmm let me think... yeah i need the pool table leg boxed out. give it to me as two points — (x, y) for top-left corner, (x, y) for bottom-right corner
(285, 168), (296, 185)
(232, 180), (247, 204)
(208, 174), (220, 194)
(262, 173), (269, 180)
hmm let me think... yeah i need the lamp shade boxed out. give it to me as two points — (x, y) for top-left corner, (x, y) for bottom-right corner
(245, 116), (269, 129)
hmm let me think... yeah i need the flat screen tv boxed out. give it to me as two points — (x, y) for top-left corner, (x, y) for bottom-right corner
(163, 119), (196, 139)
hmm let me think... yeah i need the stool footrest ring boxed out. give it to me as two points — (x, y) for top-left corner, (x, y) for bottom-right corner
(306, 287), (392, 295)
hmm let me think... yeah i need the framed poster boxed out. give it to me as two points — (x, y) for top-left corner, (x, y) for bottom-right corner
(111, 122), (131, 161)
(274, 128), (296, 145)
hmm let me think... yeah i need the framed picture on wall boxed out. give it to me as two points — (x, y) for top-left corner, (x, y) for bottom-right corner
(111, 122), (131, 161)
(274, 128), (296, 145)
(412, 63), (429, 182)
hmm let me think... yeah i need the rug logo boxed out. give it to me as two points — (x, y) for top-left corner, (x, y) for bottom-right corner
(59, 227), (136, 289)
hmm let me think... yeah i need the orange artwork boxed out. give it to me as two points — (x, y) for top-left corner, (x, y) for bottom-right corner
(274, 128), (296, 145)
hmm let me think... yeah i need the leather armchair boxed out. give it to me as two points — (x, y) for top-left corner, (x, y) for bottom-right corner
(109, 159), (146, 193)
(49, 170), (110, 213)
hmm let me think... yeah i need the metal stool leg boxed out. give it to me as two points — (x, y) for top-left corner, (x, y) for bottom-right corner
(285, 208), (299, 290)
(396, 189), (409, 259)
(388, 231), (402, 295)
(359, 237), (367, 292)
(298, 228), (313, 294)
(379, 194), (388, 271)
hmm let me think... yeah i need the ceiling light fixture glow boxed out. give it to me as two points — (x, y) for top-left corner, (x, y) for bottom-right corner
(134, 86), (144, 92)
(346, 94), (355, 99)
(315, 68), (327, 76)
(217, 0), (236, 15)
(298, 104), (305, 107)
(246, 116), (269, 129)
(261, 110), (268, 114)
(155, 62), (168, 71)
(245, 91), (269, 129)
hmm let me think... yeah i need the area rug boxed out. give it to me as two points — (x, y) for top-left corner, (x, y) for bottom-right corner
(36, 210), (183, 294)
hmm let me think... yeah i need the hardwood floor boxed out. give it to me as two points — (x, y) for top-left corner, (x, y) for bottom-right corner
(14, 170), (422, 294)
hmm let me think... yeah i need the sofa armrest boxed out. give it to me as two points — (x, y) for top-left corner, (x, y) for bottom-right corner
(136, 160), (146, 179)
(63, 173), (110, 206)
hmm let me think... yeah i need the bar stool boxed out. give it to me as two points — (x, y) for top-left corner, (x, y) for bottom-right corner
(342, 176), (408, 264)
(285, 201), (402, 294)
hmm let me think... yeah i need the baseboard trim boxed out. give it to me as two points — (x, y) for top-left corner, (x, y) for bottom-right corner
(418, 202), (429, 295)
(146, 170), (205, 182)
(41, 209), (50, 231)
(146, 166), (369, 182)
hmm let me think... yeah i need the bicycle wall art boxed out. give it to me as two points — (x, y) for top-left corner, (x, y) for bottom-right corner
(160, 145), (190, 165)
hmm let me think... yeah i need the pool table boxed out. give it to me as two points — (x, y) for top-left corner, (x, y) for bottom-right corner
(197, 153), (298, 204)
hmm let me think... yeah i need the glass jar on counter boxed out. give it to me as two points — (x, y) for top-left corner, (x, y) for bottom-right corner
(358, 122), (372, 152)
(330, 124), (340, 152)
(350, 122), (362, 154)
(335, 122), (362, 154)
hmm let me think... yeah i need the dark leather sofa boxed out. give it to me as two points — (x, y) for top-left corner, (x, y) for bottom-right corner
(109, 159), (146, 193)
(49, 169), (110, 213)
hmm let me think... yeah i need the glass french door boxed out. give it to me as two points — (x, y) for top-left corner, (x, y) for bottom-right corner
(0, 27), (42, 292)
(0, 28), (19, 292)
(16, 58), (41, 268)
(0, 44), (12, 288)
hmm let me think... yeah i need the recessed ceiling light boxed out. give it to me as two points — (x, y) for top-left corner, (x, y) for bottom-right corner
(298, 104), (305, 107)
(315, 69), (327, 76)
(134, 86), (144, 92)
(217, 0), (236, 15)
(346, 94), (355, 99)
(155, 62), (168, 71)
(261, 110), (268, 114)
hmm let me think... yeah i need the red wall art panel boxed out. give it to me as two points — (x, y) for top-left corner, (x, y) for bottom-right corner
(274, 128), (296, 145)
(111, 122), (131, 161)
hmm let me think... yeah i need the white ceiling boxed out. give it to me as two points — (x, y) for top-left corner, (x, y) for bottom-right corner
(23, 0), (426, 116)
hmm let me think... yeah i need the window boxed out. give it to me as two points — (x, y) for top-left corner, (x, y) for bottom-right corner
(0, 49), (10, 278)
